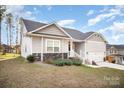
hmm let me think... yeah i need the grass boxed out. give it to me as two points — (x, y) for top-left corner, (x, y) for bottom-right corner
(0, 53), (20, 60)
(0, 57), (124, 88)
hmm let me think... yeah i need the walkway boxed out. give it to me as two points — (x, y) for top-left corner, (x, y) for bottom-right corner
(96, 61), (124, 70)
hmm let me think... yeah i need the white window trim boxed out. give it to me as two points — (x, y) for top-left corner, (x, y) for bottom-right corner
(46, 39), (60, 53)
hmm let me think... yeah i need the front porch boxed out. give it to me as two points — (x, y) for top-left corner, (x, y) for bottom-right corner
(31, 37), (84, 62)
(68, 41), (84, 61)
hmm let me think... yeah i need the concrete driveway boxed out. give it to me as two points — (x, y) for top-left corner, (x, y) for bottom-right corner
(96, 61), (124, 70)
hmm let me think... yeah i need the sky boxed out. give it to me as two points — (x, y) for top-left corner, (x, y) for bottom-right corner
(2, 5), (124, 44)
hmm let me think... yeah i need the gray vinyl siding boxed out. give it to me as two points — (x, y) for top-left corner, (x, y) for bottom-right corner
(36, 25), (68, 37)
(32, 37), (69, 54)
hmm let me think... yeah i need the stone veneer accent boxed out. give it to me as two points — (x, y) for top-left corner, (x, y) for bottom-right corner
(43, 53), (68, 61)
(32, 53), (41, 61)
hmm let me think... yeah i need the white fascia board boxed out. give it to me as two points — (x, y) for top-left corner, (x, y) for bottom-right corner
(84, 32), (107, 43)
(26, 33), (71, 40)
(28, 23), (53, 33)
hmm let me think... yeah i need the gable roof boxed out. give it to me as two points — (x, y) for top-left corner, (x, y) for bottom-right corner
(22, 19), (98, 40)
(62, 27), (94, 40)
(22, 19), (47, 32)
(107, 44), (124, 50)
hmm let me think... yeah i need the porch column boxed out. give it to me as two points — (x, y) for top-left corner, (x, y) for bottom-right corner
(41, 36), (43, 62)
(70, 40), (73, 52)
(83, 41), (86, 64)
(69, 40), (73, 57)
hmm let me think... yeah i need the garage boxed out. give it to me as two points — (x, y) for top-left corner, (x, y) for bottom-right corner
(85, 33), (106, 63)
(87, 52), (104, 62)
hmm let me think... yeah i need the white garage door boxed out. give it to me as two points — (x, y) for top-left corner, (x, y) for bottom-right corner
(88, 52), (104, 62)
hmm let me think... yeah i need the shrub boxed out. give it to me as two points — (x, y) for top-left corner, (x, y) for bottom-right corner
(53, 58), (82, 66)
(64, 59), (73, 66)
(27, 55), (35, 63)
(72, 59), (82, 66)
(53, 59), (65, 66)
(45, 58), (53, 64)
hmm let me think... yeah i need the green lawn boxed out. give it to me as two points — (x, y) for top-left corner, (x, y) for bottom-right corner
(0, 53), (20, 60)
(0, 57), (124, 88)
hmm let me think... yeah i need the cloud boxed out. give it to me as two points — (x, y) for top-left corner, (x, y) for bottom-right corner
(39, 20), (48, 24)
(100, 6), (109, 13)
(112, 34), (124, 42)
(98, 22), (124, 42)
(88, 12), (116, 26)
(99, 22), (124, 33)
(87, 10), (94, 16)
(113, 22), (124, 32)
(6, 5), (24, 15)
(57, 19), (76, 26)
(46, 5), (53, 11)
(88, 5), (124, 26)
(6, 5), (36, 20)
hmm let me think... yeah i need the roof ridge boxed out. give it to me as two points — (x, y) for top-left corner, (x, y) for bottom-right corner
(62, 27), (83, 33)
(22, 18), (48, 25)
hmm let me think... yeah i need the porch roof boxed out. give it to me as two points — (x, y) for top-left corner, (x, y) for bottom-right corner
(108, 54), (124, 57)
(107, 44), (124, 51)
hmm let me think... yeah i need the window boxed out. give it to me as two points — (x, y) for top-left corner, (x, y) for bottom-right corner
(46, 39), (60, 53)
(47, 40), (53, 52)
(54, 40), (60, 52)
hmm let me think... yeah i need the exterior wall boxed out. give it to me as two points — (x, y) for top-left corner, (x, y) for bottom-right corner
(118, 50), (124, 55)
(85, 41), (106, 55)
(106, 47), (119, 56)
(21, 22), (32, 58)
(119, 50), (124, 64)
(31, 36), (69, 61)
(61, 39), (69, 53)
(37, 25), (68, 37)
(43, 37), (69, 53)
(115, 56), (122, 64)
(87, 33), (104, 42)
(106, 48), (124, 64)
(85, 33), (106, 62)
(31, 36), (69, 54)
(74, 42), (85, 57)
(32, 37), (41, 53)
(43, 53), (68, 61)
(21, 36), (32, 58)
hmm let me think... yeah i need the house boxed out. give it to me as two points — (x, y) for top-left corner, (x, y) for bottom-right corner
(0, 44), (12, 53)
(13, 45), (21, 54)
(21, 19), (107, 64)
(106, 44), (124, 64)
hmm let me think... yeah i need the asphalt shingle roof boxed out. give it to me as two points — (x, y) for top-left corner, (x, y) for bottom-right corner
(22, 19), (95, 40)
(22, 19), (47, 32)
(107, 44), (124, 50)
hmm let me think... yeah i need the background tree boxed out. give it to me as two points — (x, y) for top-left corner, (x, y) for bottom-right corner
(6, 13), (13, 53)
(0, 5), (6, 52)
(15, 16), (19, 53)
(5, 20), (9, 52)
(19, 18), (23, 46)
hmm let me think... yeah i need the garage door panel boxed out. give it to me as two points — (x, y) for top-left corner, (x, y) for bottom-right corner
(86, 41), (106, 62)
(86, 41), (106, 52)
(88, 52), (104, 62)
